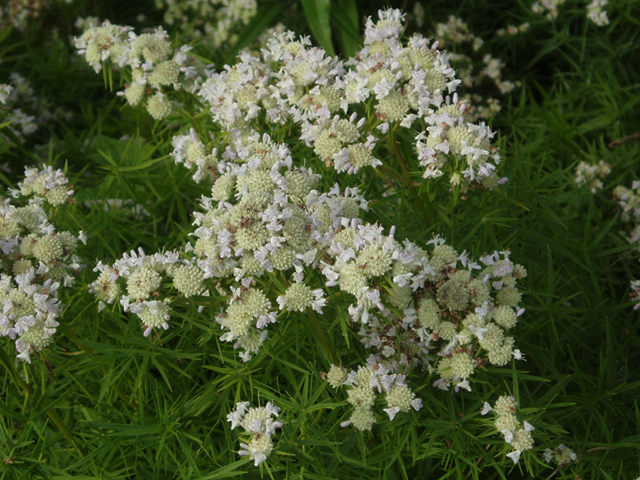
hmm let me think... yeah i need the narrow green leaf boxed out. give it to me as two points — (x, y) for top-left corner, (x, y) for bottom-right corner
(300, 0), (335, 56)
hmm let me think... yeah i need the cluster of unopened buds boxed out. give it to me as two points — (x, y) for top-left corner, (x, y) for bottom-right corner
(0, 166), (85, 362)
(481, 395), (535, 464)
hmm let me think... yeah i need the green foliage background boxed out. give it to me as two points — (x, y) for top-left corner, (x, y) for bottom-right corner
(0, 0), (639, 479)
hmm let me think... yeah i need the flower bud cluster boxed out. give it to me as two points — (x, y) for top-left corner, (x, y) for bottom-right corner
(75, 22), (205, 120)
(74, 21), (133, 73)
(0, 166), (84, 362)
(532, 0), (608, 27)
(227, 400), (282, 467)
(481, 395), (535, 464)
(599, 182), (640, 310)
(496, 23), (531, 37)
(543, 444), (578, 466)
(330, 357), (422, 431)
(0, 84), (13, 105)
(322, 228), (526, 391)
(155, 0), (257, 51)
(574, 160), (610, 193)
(89, 248), (206, 336)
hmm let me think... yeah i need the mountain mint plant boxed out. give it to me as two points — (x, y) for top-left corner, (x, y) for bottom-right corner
(1, 1), (639, 479)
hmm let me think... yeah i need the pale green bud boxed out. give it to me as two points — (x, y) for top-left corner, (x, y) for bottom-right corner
(280, 282), (313, 312)
(437, 277), (470, 311)
(511, 429), (534, 451)
(385, 384), (415, 412)
(126, 267), (162, 299)
(496, 286), (522, 307)
(148, 60), (180, 88)
(493, 305), (517, 329)
(326, 364), (347, 389)
(211, 173), (236, 202)
(494, 395), (517, 417)
(172, 264), (204, 298)
(146, 92), (172, 120)
(125, 84), (145, 106)
(417, 297), (440, 330)
(33, 235), (63, 263)
(349, 406), (376, 431)
(377, 91), (410, 123)
(494, 413), (519, 432)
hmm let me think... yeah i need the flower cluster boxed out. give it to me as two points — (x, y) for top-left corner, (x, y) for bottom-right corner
(155, 0), (257, 51)
(187, 134), (365, 359)
(75, 21), (205, 119)
(96, 133), (368, 358)
(496, 23), (531, 37)
(613, 181), (640, 245)
(532, 0), (608, 26)
(481, 395), (535, 464)
(11, 165), (74, 206)
(322, 226), (526, 391)
(227, 401), (283, 466)
(586, 0), (609, 26)
(194, 9), (503, 185)
(630, 279), (640, 310)
(0, 0), (48, 31)
(0, 73), (71, 145)
(327, 360), (422, 431)
(0, 166), (84, 362)
(80, 9), (508, 188)
(574, 160), (610, 193)
(532, 0), (565, 20)
(89, 248), (206, 336)
(543, 444), (578, 466)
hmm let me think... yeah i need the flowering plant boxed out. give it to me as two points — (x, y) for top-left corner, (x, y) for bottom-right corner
(0, 1), (638, 479)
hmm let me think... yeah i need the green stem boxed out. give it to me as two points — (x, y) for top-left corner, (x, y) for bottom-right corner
(306, 310), (339, 365)
(0, 348), (86, 456)
(391, 130), (436, 229)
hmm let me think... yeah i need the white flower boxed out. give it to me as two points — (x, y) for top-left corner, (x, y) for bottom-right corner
(506, 450), (521, 464)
